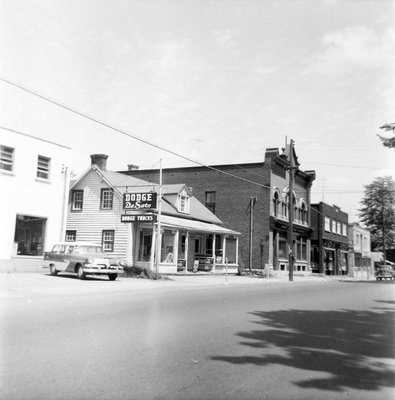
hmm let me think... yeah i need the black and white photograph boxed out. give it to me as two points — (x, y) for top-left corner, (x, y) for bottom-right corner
(1, 1), (394, 399)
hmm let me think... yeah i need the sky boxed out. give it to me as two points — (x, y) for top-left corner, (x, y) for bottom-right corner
(0, 0), (394, 221)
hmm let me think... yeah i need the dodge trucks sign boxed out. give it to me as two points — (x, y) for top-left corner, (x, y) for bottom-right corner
(123, 192), (157, 210)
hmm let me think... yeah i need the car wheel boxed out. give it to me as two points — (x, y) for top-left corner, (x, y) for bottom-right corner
(77, 265), (86, 280)
(50, 265), (58, 276)
(108, 274), (118, 281)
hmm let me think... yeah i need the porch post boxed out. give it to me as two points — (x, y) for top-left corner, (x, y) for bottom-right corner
(212, 234), (216, 274)
(174, 229), (179, 267)
(235, 236), (239, 265)
(185, 231), (189, 273)
(222, 236), (227, 263)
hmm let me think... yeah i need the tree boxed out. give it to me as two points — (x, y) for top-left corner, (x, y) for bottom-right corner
(377, 123), (395, 149)
(359, 176), (395, 260)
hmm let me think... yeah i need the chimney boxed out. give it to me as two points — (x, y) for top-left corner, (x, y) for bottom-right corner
(90, 154), (108, 171)
(127, 164), (139, 171)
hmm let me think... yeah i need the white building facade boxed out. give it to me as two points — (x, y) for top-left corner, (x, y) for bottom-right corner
(348, 222), (372, 275)
(0, 128), (71, 262)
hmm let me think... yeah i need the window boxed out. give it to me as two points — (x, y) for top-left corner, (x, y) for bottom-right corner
(278, 233), (287, 258)
(342, 223), (347, 236)
(102, 230), (115, 252)
(65, 230), (77, 242)
(205, 191), (216, 214)
(324, 217), (330, 231)
(178, 194), (190, 213)
(138, 229), (152, 261)
(272, 191), (280, 217)
(300, 202), (307, 224)
(336, 221), (341, 235)
(14, 214), (46, 256)
(161, 230), (175, 263)
(0, 145), (14, 172)
(37, 155), (50, 179)
(100, 188), (113, 209)
(195, 235), (203, 255)
(71, 190), (83, 211)
(331, 219), (336, 233)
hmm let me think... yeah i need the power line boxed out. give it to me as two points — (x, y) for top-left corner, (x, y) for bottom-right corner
(0, 76), (272, 190)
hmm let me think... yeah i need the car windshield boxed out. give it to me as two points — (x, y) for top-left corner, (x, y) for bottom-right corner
(74, 246), (103, 254)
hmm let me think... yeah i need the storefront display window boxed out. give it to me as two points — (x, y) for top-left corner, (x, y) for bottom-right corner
(161, 230), (175, 263)
(278, 233), (287, 258)
(14, 214), (46, 256)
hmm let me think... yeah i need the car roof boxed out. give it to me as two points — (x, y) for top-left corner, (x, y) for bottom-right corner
(52, 242), (102, 247)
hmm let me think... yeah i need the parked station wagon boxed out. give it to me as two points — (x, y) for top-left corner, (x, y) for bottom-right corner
(43, 241), (125, 281)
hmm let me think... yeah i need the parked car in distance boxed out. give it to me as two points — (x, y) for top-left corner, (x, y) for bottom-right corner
(375, 264), (395, 281)
(43, 242), (124, 281)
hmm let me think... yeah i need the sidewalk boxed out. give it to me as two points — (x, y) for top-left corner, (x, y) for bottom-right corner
(0, 258), (375, 285)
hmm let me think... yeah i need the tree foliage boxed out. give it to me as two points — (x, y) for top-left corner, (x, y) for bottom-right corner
(377, 123), (395, 149)
(359, 176), (395, 255)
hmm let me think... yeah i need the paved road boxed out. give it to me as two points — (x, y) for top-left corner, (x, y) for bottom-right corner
(1, 273), (394, 400)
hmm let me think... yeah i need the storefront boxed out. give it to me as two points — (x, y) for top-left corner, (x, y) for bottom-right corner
(133, 215), (240, 274)
(270, 218), (311, 274)
(13, 214), (47, 256)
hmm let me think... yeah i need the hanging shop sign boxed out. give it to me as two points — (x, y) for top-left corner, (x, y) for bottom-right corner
(121, 213), (157, 223)
(123, 192), (157, 210)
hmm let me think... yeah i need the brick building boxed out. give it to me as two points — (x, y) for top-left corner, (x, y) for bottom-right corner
(310, 202), (349, 275)
(119, 145), (316, 274)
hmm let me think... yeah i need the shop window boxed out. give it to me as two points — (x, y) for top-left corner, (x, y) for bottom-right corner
(205, 191), (216, 214)
(206, 235), (213, 256)
(65, 230), (77, 242)
(100, 188), (113, 210)
(195, 235), (203, 255)
(71, 190), (83, 211)
(0, 145), (14, 172)
(138, 229), (152, 261)
(102, 230), (115, 252)
(215, 235), (223, 262)
(278, 233), (287, 258)
(161, 230), (175, 263)
(14, 214), (46, 256)
(37, 155), (50, 179)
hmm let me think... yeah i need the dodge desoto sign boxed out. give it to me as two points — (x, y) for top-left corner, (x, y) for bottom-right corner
(123, 192), (157, 210)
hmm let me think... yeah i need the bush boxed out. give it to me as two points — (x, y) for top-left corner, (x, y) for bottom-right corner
(123, 265), (161, 280)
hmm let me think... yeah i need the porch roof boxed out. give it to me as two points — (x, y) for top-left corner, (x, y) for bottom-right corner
(160, 215), (240, 236)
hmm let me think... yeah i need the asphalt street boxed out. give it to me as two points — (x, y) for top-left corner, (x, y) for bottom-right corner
(1, 273), (394, 400)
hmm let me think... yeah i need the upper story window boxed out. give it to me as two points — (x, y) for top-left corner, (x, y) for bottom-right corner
(177, 189), (190, 214)
(37, 155), (51, 179)
(0, 145), (14, 172)
(331, 219), (336, 233)
(272, 191), (280, 217)
(71, 190), (84, 211)
(342, 223), (347, 237)
(324, 217), (330, 231)
(300, 202), (307, 224)
(205, 191), (216, 214)
(100, 188), (113, 210)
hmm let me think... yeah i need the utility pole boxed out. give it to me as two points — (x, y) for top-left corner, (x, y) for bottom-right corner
(288, 139), (295, 282)
(155, 159), (163, 280)
(249, 196), (257, 271)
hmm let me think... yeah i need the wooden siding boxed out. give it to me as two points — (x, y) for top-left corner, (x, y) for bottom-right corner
(66, 169), (130, 260)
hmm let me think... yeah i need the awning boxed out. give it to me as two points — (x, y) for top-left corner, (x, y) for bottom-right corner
(159, 215), (240, 236)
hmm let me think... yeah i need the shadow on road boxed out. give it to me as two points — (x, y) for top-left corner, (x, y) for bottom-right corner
(211, 305), (395, 393)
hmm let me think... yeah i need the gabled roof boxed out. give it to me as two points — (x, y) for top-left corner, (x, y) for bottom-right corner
(71, 166), (222, 225)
